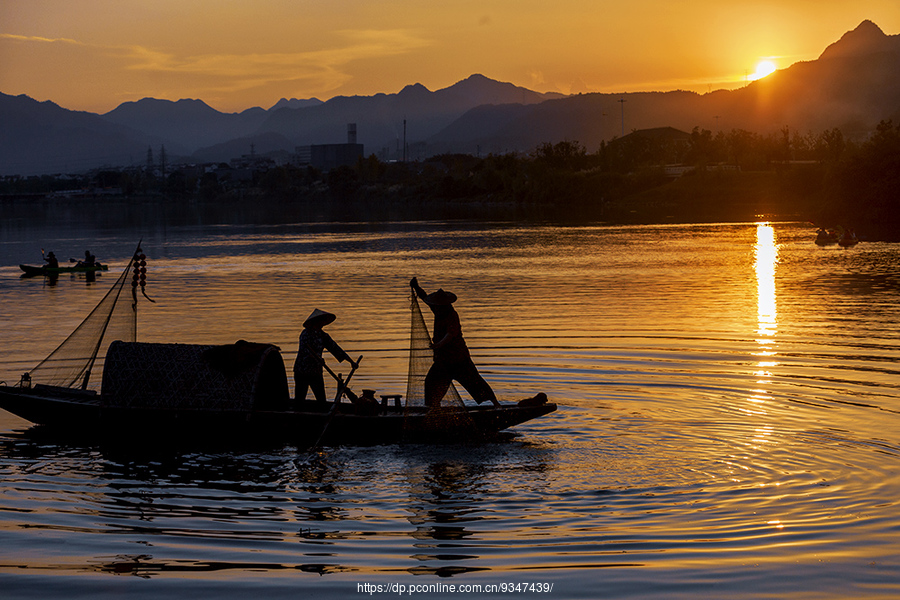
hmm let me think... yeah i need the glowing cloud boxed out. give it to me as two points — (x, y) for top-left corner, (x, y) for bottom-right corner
(0, 29), (432, 109)
(122, 29), (432, 94)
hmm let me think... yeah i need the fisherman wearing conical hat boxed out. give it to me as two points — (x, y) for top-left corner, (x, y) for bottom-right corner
(410, 277), (500, 409)
(293, 309), (357, 403)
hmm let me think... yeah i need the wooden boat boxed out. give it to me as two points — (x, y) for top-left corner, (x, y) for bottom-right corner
(0, 381), (556, 445)
(815, 229), (839, 246)
(20, 263), (108, 276)
(1, 245), (557, 445)
(838, 232), (859, 247)
(0, 340), (556, 445)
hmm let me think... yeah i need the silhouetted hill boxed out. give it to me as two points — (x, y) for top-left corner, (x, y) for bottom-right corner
(190, 132), (296, 164)
(2, 21), (899, 176)
(429, 20), (900, 154)
(102, 98), (269, 153)
(0, 93), (153, 175)
(819, 20), (900, 59)
(429, 91), (705, 154)
(428, 103), (536, 147)
(735, 51), (900, 134)
(268, 97), (324, 111)
(257, 74), (564, 157)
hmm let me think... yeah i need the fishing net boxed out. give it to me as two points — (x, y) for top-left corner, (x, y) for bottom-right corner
(25, 244), (151, 391)
(404, 293), (477, 434)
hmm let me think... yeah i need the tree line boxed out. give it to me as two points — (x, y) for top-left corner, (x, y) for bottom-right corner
(2, 121), (898, 238)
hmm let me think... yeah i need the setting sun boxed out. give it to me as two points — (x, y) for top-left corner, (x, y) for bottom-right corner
(750, 60), (777, 80)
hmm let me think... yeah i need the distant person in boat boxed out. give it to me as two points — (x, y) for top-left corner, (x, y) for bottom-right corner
(76, 250), (96, 267)
(293, 309), (357, 404)
(410, 277), (501, 409)
(44, 252), (59, 269)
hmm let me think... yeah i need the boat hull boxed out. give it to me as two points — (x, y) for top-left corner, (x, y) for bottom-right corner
(20, 264), (109, 276)
(0, 385), (557, 446)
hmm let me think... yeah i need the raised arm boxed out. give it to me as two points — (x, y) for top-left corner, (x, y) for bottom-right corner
(410, 276), (427, 301)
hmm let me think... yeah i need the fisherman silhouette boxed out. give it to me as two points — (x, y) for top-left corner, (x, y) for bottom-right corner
(410, 277), (500, 409)
(293, 309), (357, 404)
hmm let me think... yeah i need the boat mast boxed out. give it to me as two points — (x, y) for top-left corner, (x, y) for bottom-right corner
(80, 251), (137, 390)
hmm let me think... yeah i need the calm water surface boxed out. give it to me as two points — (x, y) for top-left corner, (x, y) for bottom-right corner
(1, 216), (899, 599)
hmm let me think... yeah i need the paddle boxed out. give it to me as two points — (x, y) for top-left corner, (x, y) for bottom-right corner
(312, 355), (363, 448)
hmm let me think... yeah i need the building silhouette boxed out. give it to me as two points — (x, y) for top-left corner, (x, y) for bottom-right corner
(296, 123), (364, 171)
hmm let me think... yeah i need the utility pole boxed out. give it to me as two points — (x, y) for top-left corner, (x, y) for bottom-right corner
(618, 98), (626, 137)
(159, 145), (167, 194)
(159, 145), (167, 178)
(403, 119), (407, 162)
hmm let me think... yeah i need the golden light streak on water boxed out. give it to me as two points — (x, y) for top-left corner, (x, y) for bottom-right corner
(748, 223), (779, 416)
(754, 223), (779, 344)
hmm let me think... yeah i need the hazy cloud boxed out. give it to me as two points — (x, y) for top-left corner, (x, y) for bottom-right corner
(1, 28), (432, 103)
(0, 33), (84, 46)
(121, 29), (431, 94)
(527, 69), (547, 88)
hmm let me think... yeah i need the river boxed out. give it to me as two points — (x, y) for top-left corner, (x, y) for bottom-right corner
(1, 211), (899, 598)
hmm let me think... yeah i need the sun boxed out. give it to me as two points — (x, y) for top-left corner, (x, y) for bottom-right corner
(750, 60), (777, 81)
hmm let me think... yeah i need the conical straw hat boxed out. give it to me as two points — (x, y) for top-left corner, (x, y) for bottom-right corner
(303, 308), (337, 328)
(425, 289), (457, 305)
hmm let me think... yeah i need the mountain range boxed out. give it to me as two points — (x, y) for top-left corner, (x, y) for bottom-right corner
(2, 20), (899, 177)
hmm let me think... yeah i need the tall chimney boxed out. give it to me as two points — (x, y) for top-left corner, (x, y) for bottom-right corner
(347, 123), (357, 144)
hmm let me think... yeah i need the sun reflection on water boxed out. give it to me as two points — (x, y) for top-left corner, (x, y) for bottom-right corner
(748, 223), (779, 413)
(754, 223), (779, 346)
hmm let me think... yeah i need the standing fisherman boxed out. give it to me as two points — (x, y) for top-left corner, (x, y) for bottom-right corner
(293, 309), (357, 404)
(410, 277), (500, 409)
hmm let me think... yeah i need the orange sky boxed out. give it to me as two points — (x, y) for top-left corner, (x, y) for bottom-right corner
(1, 1), (899, 114)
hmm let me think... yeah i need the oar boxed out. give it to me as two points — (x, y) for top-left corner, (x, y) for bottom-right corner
(313, 355), (363, 448)
(319, 355), (361, 399)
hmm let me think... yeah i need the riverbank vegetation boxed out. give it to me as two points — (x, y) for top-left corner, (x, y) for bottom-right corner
(3, 121), (899, 239)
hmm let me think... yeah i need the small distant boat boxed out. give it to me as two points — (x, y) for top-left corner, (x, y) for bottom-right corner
(19, 263), (108, 277)
(838, 230), (859, 247)
(815, 229), (839, 246)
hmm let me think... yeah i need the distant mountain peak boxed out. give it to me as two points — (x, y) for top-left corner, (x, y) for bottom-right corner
(852, 19), (885, 36)
(104, 96), (220, 119)
(440, 73), (565, 104)
(819, 20), (897, 60)
(269, 97), (323, 111)
(399, 83), (431, 95)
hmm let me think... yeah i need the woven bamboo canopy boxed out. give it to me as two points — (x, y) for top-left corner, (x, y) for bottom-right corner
(101, 340), (290, 411)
